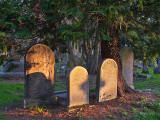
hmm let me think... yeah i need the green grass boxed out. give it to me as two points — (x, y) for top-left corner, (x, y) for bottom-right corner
(133, 101), (160, 120)
(134, 67), (160, 90)
(0, 82), (24, 108)
(0, 112), (10, 120)
(54, 81), (67, 91)
(0, 113), (3, 120)
(0, 81), (67, 108)
(133, 67), (160, 120)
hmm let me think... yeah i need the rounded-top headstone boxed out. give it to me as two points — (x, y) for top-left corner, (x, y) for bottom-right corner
(69, 66), (89, 107)
(25, 44), (55, 99)
(98, 59), (118, 102)
(120, 47), (134, 89)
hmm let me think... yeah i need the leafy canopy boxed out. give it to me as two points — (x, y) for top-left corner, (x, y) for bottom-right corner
(0, 0), (159, 64)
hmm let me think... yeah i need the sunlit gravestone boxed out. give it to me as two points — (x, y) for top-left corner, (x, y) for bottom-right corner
(68, 66), (89, 107)
(24, 44), (55, 108)
(97, 59), (118, 102)
(120, 47), (134, 89)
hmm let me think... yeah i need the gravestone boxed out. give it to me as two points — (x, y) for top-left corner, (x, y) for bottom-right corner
(3, 60), (24, 72)
(68, 66), (89, 107)
(154, 57), (160, 74)
(0, 59), (24, 79)
(97, 59), (118, 102)
(24, 44), (55, 107)
(120, 47), (134, 89)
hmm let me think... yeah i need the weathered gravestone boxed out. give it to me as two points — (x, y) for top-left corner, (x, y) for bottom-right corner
(24, 44), (55, 107)
(3, 60), (24, 72)
(0, 60), (24, 79)
(97, 59), (118, 102)
(120, 47), (134, 89)
(68, 66), (89, 107)
(154, 57), (160, 74)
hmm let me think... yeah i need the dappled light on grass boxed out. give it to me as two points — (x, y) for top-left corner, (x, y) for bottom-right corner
(134, 67), (160, 90)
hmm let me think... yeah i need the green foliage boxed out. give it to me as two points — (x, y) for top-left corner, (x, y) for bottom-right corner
(131, 107), (138, 113)
(102, 33), (113, 41)
(29, 105), (49, 114)
(133, 101), (144, 107)
(133, 112), (160, 120)
(140, 96), (147, 102)
(106, 115), (116, 120)
(122, 111), (128, 117)
(127, 30), (138, 39)
(143, 107), (148, 112)
(0, 32), (6, 37)
(146, 102), (155, 109)
(133, 101), (160, 120)
(0, 0), (159, 64)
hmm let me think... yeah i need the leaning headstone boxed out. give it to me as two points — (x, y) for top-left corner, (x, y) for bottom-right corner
(120, 47), (134, 89)
(97, 59), (118, 102)
(24, 44), (55, 108)
(68, 66), (89, 107)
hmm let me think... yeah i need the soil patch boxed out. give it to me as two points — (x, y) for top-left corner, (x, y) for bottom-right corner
(1, 92), (160, 120)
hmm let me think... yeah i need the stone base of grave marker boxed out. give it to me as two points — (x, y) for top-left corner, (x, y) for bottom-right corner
(25, 73), (53, 99)
(23, 99), (40, 108)
(54, 91), (67, 106)
(24, 73), (55, 108)
(24, 95), (57, 108)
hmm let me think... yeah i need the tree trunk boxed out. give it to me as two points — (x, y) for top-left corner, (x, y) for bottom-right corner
(101, 24), (134, 97)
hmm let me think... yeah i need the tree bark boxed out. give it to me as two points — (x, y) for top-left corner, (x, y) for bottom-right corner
(101, 24), (135, 97)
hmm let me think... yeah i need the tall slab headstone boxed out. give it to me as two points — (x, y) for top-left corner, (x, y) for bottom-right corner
(24, 44), (55, 107)
(68, 66), (89, 107)
(97, 59), (118, 102)
(154, 57), (160, 74)
(120, 47), (134, 89)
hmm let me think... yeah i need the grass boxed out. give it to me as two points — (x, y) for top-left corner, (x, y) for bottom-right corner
(134, 67), (160, 90)
(0, 81), (67, 108)
(133, 101), (160, 120)
(133, 67), (160, 120)
(0, 82), (24, 108)
(0, 112), (11, 120)
(54, 81), (67, 91)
